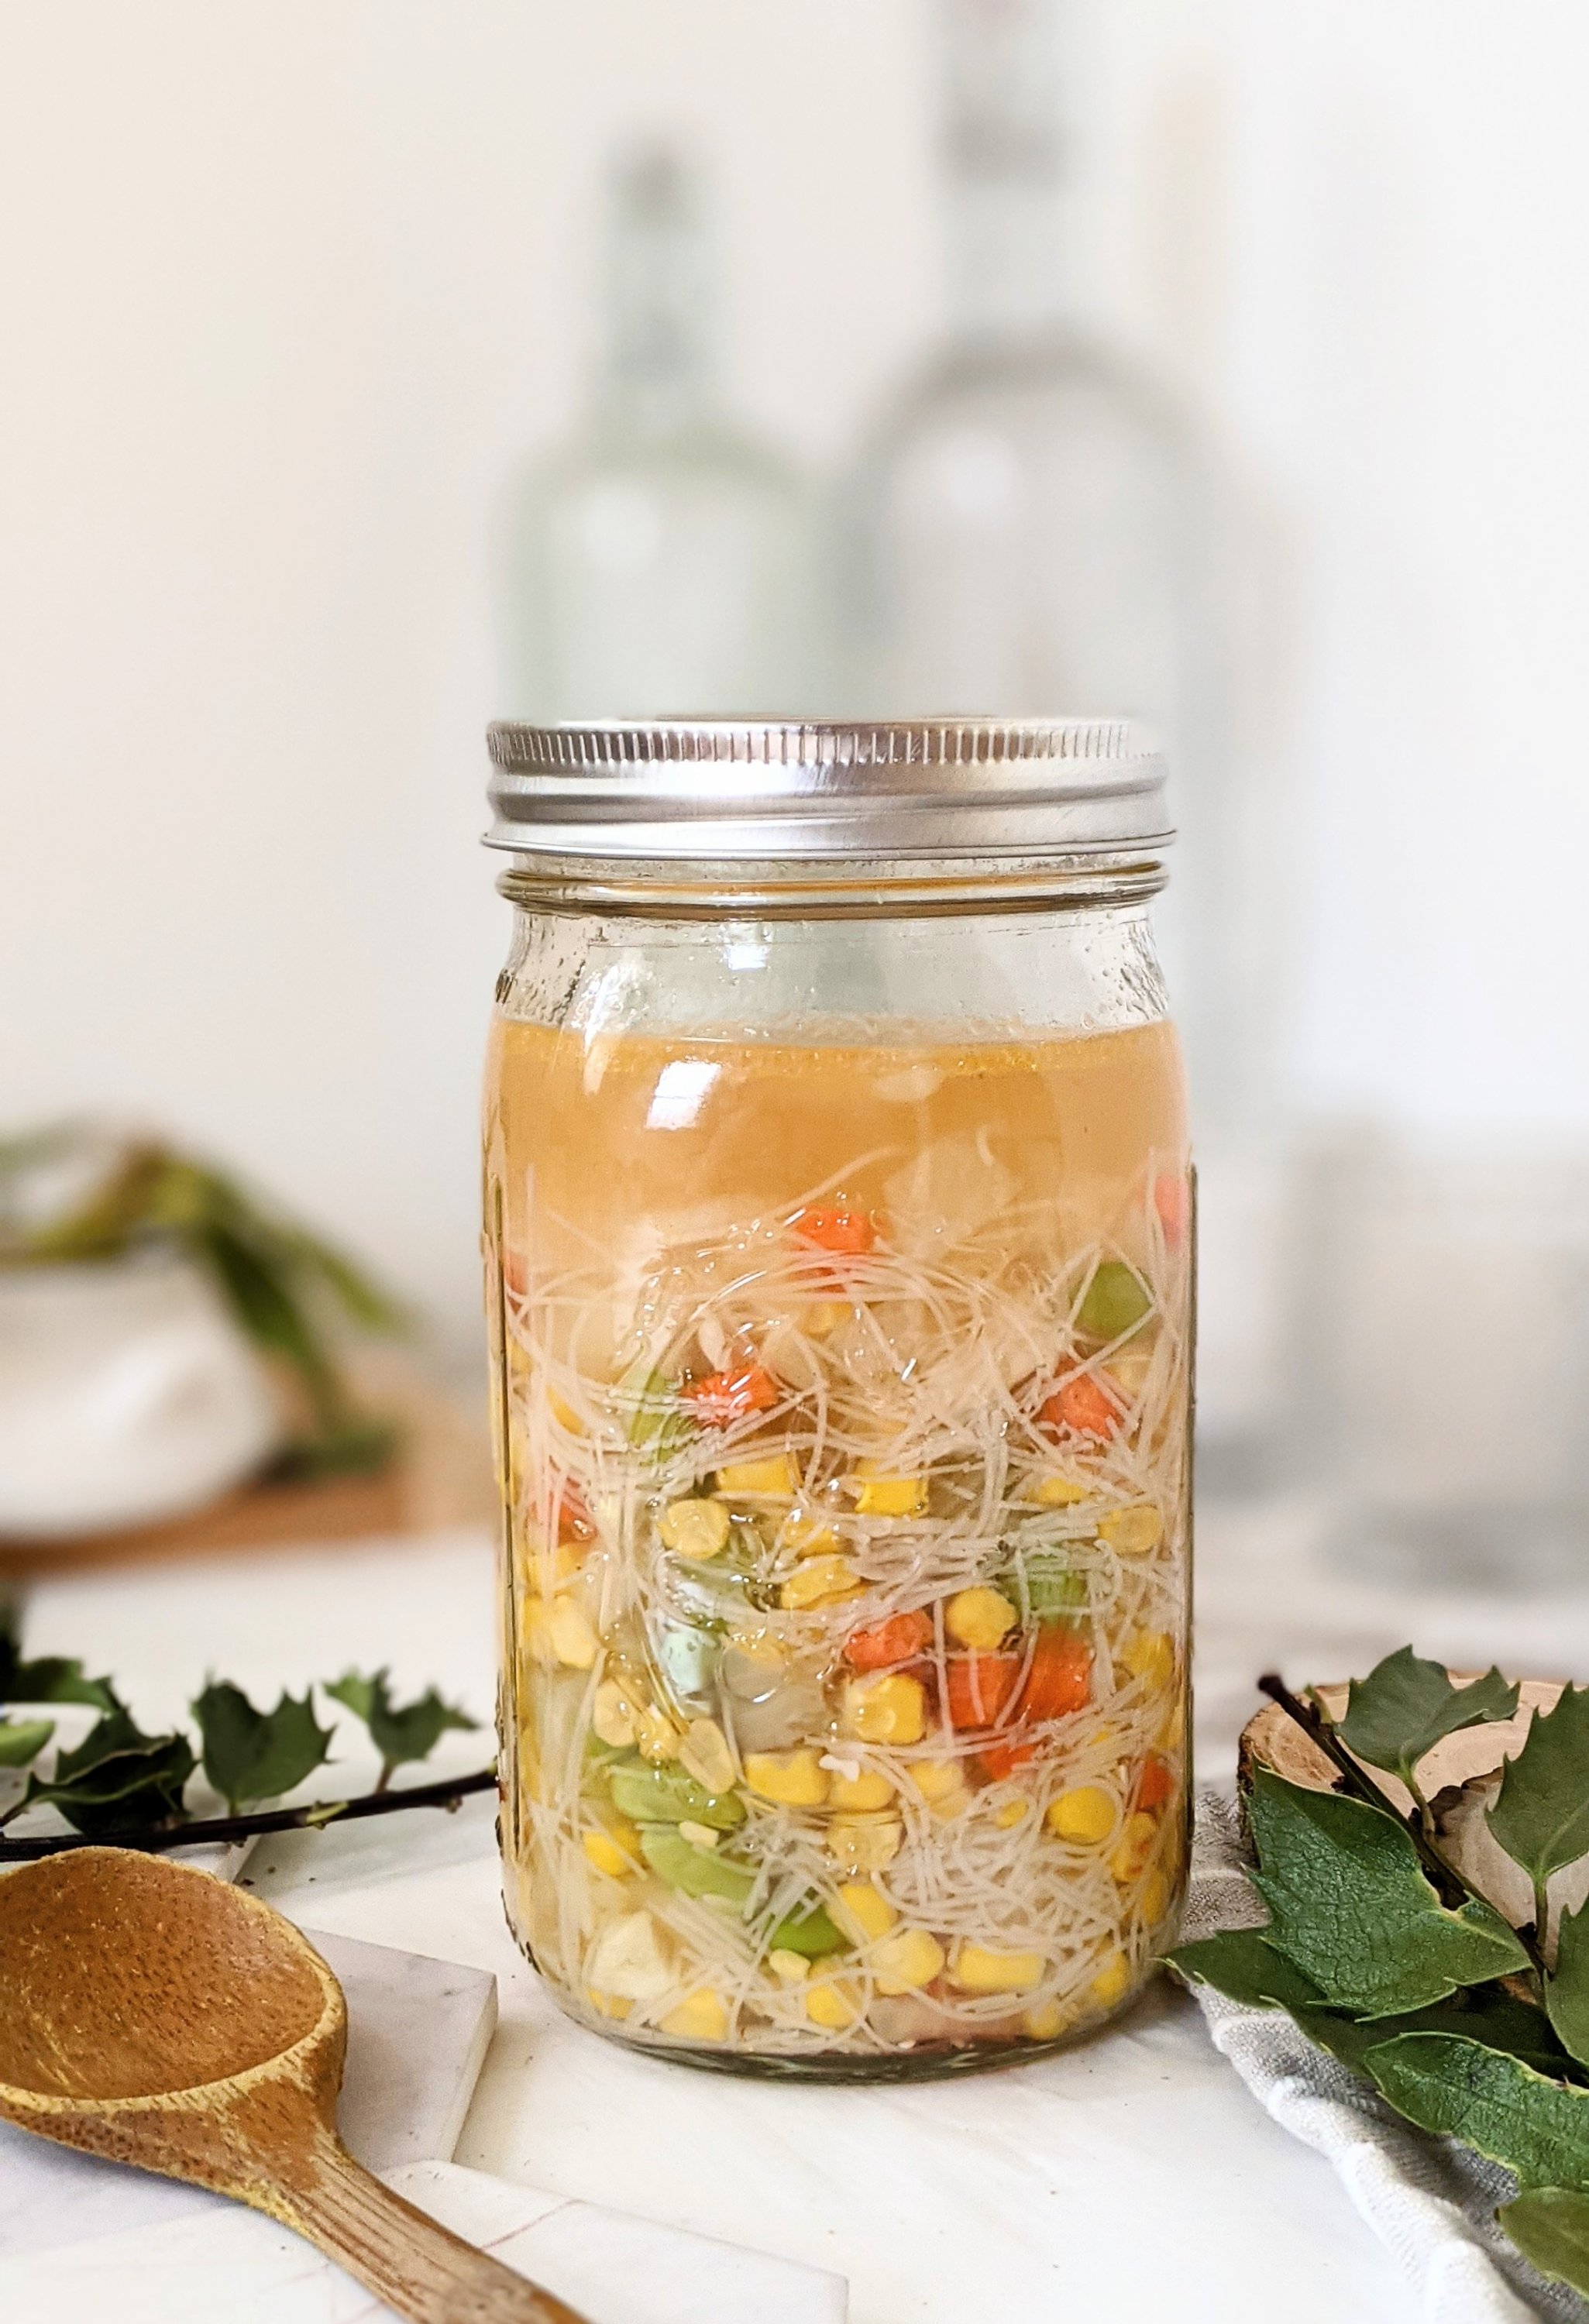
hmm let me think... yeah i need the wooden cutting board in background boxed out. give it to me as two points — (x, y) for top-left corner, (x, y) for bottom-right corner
(0, 1356), (496, 1577)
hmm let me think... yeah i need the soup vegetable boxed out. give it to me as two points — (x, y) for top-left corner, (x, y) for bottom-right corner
(486, 1019), (1191, 2069)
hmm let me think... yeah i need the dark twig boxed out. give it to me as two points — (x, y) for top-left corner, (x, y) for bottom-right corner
(0, 1764), (498, 1862)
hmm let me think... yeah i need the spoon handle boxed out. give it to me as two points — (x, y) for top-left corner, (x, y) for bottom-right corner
(280, 2140), (592, 2324)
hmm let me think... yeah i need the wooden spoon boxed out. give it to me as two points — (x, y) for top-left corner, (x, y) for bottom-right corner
(0, 1846), (589, 2322)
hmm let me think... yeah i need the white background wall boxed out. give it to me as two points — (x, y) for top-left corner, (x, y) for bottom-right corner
(4, 1), (1587, 1362)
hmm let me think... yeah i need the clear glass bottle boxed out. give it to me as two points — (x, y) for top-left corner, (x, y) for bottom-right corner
(481, 718), (1193, 2080)
(502, 145), (820, 720)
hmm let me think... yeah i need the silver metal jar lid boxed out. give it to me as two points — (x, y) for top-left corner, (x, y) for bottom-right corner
(483, 718), (1169, 864)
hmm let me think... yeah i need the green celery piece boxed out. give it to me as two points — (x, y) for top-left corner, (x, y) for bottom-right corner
(639, 1825), (756, 1906)
(1549, 1901), (1589, 2070)
(1020, 1555), (1089, 1621)
(1247, 1767), (1529, 2016)
(1488, 1684), (1589, 1899)
(608, 1758), (745, 1831)
(620, 1363), (692, 1465)
(1334, 1646), (1518, 1792)
(1075, 1260), (1151, 1343)
(0, 1716), (54, 1769)
(768, 1902), (848, 1958)
(1500, 2189), (1589, 2296)
(1168, 1927), (1329, 2014)
(1364, 2033), (1589, 2192)
(192, 1679), (335, 1812)
(22, 1705), (194, 1834)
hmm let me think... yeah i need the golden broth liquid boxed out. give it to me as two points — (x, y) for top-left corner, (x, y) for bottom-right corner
(485, 1016), (1192, 2075)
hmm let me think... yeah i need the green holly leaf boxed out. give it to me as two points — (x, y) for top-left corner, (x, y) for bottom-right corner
(22, 1704), (194, 1834)
(1488, 1684), (1589, 1899)
(1173, 1924), (1575, 2079)
(1169, 1927), (1329, 2014)
(1310, 1985), (1579, 2082)
(1333, 1647), (1518, 1793)
(1546, 1901), (1589, 2070)
(1247, 1767), (1530, 2016)
(325, 1668), (478, 1784)
(0, 1716), (54, 1769)
(192, 1679), (335, 1814)
(1364, 2033), (1589, 2192)
(1499, 2188), (1589, 2297)
(0, 1608), (116, 1710)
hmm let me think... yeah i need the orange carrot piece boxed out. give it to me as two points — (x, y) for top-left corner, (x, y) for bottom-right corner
(791, 1203), (877, 1257)
(843, 1609), (934, 1670)
(683, 1364), (779, 1427)
(1039, 1372), (1120, 1441)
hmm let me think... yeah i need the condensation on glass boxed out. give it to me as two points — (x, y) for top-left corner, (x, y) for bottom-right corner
(480, 719), (1193, 2081)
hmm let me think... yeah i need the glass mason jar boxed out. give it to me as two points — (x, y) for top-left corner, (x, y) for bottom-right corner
(481, 719), (1192, 2081)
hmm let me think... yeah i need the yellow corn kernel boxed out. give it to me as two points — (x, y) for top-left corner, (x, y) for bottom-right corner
(909, 1760), (971, 1820)
(1155, 1693), (1187, 1753)
(661, 1989), (730, 2043)
(951, 1943), (1046, 1995)
(677, 1820), (720, 1851)
(779, 1510), (843, 1559)
(716, 1455), (798, 1501)
(1109, 1811), (1157, 1884)
(827, 1766), (896, 1813)
(1047, 1786), (1117, 1845)
(1106, 1351), (1154, 1400)
(853, 1463), (928, 1518)
(944, 1587), (1019, 1651)
(634, 1703), (682, 1762)
(1138, 1867), (1171, 1927)
(659, 1497), (732, 1560)
(908, 1760), (964, 1804)
(1023, 1999), (1069, 2041)
(549, 1387), (586, 1435)
(834, 1880), (899, 1944)
(586, 1988), (632, 2021)
(842, 1673), (927, 1746)
(581, 1826), (638, 1879)
(1097, 1504), (1163, 1557)
(826, 1813), (903, 1874)
(769, 1948), (811, 1983)
(525, 1539), (585, 1593)
(805, 1968), (863, 2030)
(872, 1928), (948, 1995)
(1120, 1629), (1176, 1692)
(679, 1717), (736, 1796)
(744, 1748), (829, 1808)
(992, 1798), (1029, 1830)
(804, 1299), (851, 1339)
(1090, 1950), (1133, 2009)
(780, 1554), (863, 1611)
(1026, 1471), (1089, 1508)
(592, 1679), (638, 1749)
(523, 1597), (599, 1669)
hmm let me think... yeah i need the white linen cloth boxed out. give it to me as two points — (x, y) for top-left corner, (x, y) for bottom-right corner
(1184, 1791), (1589, 2324)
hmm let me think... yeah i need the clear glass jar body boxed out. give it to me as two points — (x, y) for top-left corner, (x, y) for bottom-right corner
(483, 879), (1192, 2079)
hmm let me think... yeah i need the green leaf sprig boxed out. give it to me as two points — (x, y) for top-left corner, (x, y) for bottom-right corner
(1172, 1648), (1589, 2301)
(0, 1607), (490, 1855)
(325, 1669), (479, 1791)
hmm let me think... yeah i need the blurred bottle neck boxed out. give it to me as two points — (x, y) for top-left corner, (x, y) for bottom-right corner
(937, 0), (1078, 342)
(594, 146), (717, 440)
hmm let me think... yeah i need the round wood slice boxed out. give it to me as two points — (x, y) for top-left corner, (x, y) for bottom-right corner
(1239, 1674), (1566, 1816)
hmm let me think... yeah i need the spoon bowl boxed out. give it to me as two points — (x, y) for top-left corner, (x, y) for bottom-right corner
(0, 1848), (586, 2322)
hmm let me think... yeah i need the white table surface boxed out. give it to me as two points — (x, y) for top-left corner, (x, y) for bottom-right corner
(21, 1508), (1589, 2324)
